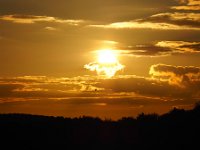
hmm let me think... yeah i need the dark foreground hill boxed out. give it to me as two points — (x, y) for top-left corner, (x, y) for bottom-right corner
(0, 104), (200, 149)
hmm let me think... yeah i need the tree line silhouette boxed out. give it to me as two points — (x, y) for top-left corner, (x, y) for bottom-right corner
(0, 103), (200, 149)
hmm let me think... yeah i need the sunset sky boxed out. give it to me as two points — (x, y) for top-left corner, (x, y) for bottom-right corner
(0, 0), (200, 119)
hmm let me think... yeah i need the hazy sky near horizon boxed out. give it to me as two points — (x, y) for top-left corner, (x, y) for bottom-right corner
(0, 0), (200, 119)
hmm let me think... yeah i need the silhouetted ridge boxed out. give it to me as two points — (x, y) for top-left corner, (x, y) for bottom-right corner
(0, 105), (200, 149)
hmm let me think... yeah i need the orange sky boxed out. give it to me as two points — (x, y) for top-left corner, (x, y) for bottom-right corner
(0, 0), (200, 119)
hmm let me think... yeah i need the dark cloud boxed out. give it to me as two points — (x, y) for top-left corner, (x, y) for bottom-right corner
(157, 40), (200, 50)
(96, 76), (174, 97)
(95, 75), (195, 99)
(0, 84), (24, 97)
(117, 44), (172, 57)
(172, 0), (200, 10)
(138, 12), (200, 27)
(181, 43), (200, 51)
(151, 64), (200, 75)
(155, 41), (200, 54)
(113, 41), (200, 57)
(150, 64), (200, 89)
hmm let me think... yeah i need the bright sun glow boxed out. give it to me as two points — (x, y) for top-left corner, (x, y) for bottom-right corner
(98, 50), (118, 64)
(84, 49), (125, 78)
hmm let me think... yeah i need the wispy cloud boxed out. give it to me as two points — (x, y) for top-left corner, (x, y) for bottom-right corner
(89, 12), (200, 30)
(0, 14), (84, 25)
(101, 41), (200, 57)
(89, 21), (200, 30)
(139, 12), (200, 27)
(114, 44), (172, 57)
(44, 26), (57, 31)
(172, 0), (200, 10)
(156, 41), (200, 53)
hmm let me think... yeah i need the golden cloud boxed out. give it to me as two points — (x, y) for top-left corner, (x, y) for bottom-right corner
(103, 40), (200, 57)
(172, 0), (200, 10)
(0, 72), (200, 104)
(84, 62), (124, 78)
(0, 14), (84, 25)
(150, 64), (200, 88)
(89, 12), (200, 30)
(156, 41), (200, 53)
(89, 21), (200, 30)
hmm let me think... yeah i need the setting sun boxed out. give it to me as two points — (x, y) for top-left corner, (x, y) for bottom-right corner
(97, 50), (118, 64)
(84, 49), (124, 78)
